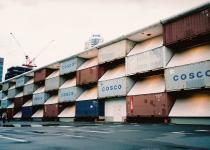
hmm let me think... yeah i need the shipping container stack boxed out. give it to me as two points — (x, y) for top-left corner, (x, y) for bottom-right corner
(32, 68), (54, 121)
(98, 40), (135, 122)
(59, 57), (84, 121)
(162, 4), (210, 124)
(125, 28), (175, 122)
(75, 49), (106, 121)
(0, 3), (209, 124)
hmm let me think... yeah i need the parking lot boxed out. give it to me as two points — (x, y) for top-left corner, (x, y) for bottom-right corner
(0, 122), (210, 150)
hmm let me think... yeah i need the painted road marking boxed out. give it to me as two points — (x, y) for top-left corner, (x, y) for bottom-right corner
(195, 130), (209, 132)
(0, 135), (28, 143)
(31, 124), (43, 127)
(172, 131), (193, 135)
(67, 129), (112, 134)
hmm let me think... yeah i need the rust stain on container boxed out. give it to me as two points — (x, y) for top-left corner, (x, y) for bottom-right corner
(34, 69), (54, 83)
(44, 104), (64, 118)
(76, 66), (106, 85)
(164, 8), (210, 49)
(127, 93), (174, 117)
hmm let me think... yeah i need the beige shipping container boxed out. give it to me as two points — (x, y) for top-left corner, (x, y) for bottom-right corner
(105, 97), (126, 122)
(126, 36), (173, 75)
(98, 40), (135, 64)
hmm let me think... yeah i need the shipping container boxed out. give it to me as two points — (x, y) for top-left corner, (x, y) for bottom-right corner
(126, 36), (173, 75)
(76, 100), (104, 118)
(76, 86), (97, 101)
(6, 108), (14, 119)
(45, 70), (64, 91)
(60, 57), (84, 75)
(127, 76), (174, 117)
(105, 97), (126, 122)
(16, 76), (30, 88)
(165, 61), (210, 91)
(34, 68), (54, 83)
(32, 87), (50, 105)
(32, 108), (44, 118)
(0, 90), (2, 99)
(2, 82), (10, 91)
(24, 79), (37, 96)
(98, 64), (134, 98)
(59, 78), (83, 103)
(14, 92), (25, 108)
(98, 40), (135, 64)
(22, 106), (33, 119)
(8, 85), (17, 99)
(76, 57), (105, 85)
(58, 104), (76, 118)
(44, 103), (63, 118)
(1, 98), (11, 108)
(163, 7), (210, 49)
(169, 93), (210, 118)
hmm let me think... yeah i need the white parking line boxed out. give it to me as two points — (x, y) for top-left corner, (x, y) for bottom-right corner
(31, 125), (43, 127)
(67, 129), (112, 134)
(195, 130), (209, 132)
(0, 135), (28, 143)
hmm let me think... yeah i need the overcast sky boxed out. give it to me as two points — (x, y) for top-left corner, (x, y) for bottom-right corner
(0, 0), (209, 80)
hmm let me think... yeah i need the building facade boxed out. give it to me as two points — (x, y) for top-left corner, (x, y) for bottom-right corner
(0, 57), (4, 82)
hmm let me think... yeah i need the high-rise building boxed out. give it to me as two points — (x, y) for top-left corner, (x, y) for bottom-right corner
(5, 66), (32, 80)
(85, 34), (103, 50)
(0, 57), (4, 82)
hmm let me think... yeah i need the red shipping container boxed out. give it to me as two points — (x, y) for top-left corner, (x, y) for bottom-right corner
(163, 8), (210, 49)
(34, 69), (54, 83)
(6, 108), (14, 119)
(127, 93), (174, 117)
(44, 104), (64, 118)
(76, 66), (105, 85)
(14, 97), (27, 108)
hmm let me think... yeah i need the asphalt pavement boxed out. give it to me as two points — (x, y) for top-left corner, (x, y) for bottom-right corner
(0, 121), (210, 150)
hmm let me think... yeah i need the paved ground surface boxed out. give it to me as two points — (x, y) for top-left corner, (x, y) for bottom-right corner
(0, 121), (210, 150)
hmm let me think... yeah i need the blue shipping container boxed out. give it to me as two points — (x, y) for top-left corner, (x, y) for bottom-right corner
(22, 106), (33, 118)
(76, 100), (104, 117)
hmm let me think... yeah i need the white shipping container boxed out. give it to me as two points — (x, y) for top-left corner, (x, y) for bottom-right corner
(98, 40), (135, 64)
(8, 85), (17, 99)
(60, 57), (84, 75)
(98, 64), (134, 98)
(169, 93), (210, 117)
(165, 61), (210, 91)
(16, 76), (29, 88)
(0, 90), (2, 99)
(105, 97), (126, 122)
(98, 77), (134, 98)
(126, 46), (172, 75)
(2, 82), (9, 91)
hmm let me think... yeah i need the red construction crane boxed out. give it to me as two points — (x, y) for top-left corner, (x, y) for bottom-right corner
(10, 33), (54, 68)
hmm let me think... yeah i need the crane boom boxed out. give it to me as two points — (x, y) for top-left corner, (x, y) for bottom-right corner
(10, 33), (27, 56)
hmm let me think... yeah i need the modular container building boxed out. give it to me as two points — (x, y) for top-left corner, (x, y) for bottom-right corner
(32, 86), (50, 106)
(127, 75), (174, 118)
(165, 44), (210, 91)
(163, 4), (210, 49)
(22, 99), (33, 119)
(34, 68), (54, 83)
(105, 97), (126, 122)
(16, 76), (30, 88)
(76, 57), (106, 85)
(13, 111), (22, 119)
(126, 36), (173, 75)
(98, 40), (135, 64)
(59, 77), (83, 103)
(60, 57), (84, 75)
(0, 90), (2, 99)
(24, 79), (37, 96)
(58, 104), (76, 121)
(169, 92), (210, 125)
(44, 95), (63, 118)
(98, 64), (135, 98)
(45, 70), (64, 91)
(75, 86), (104, 119)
